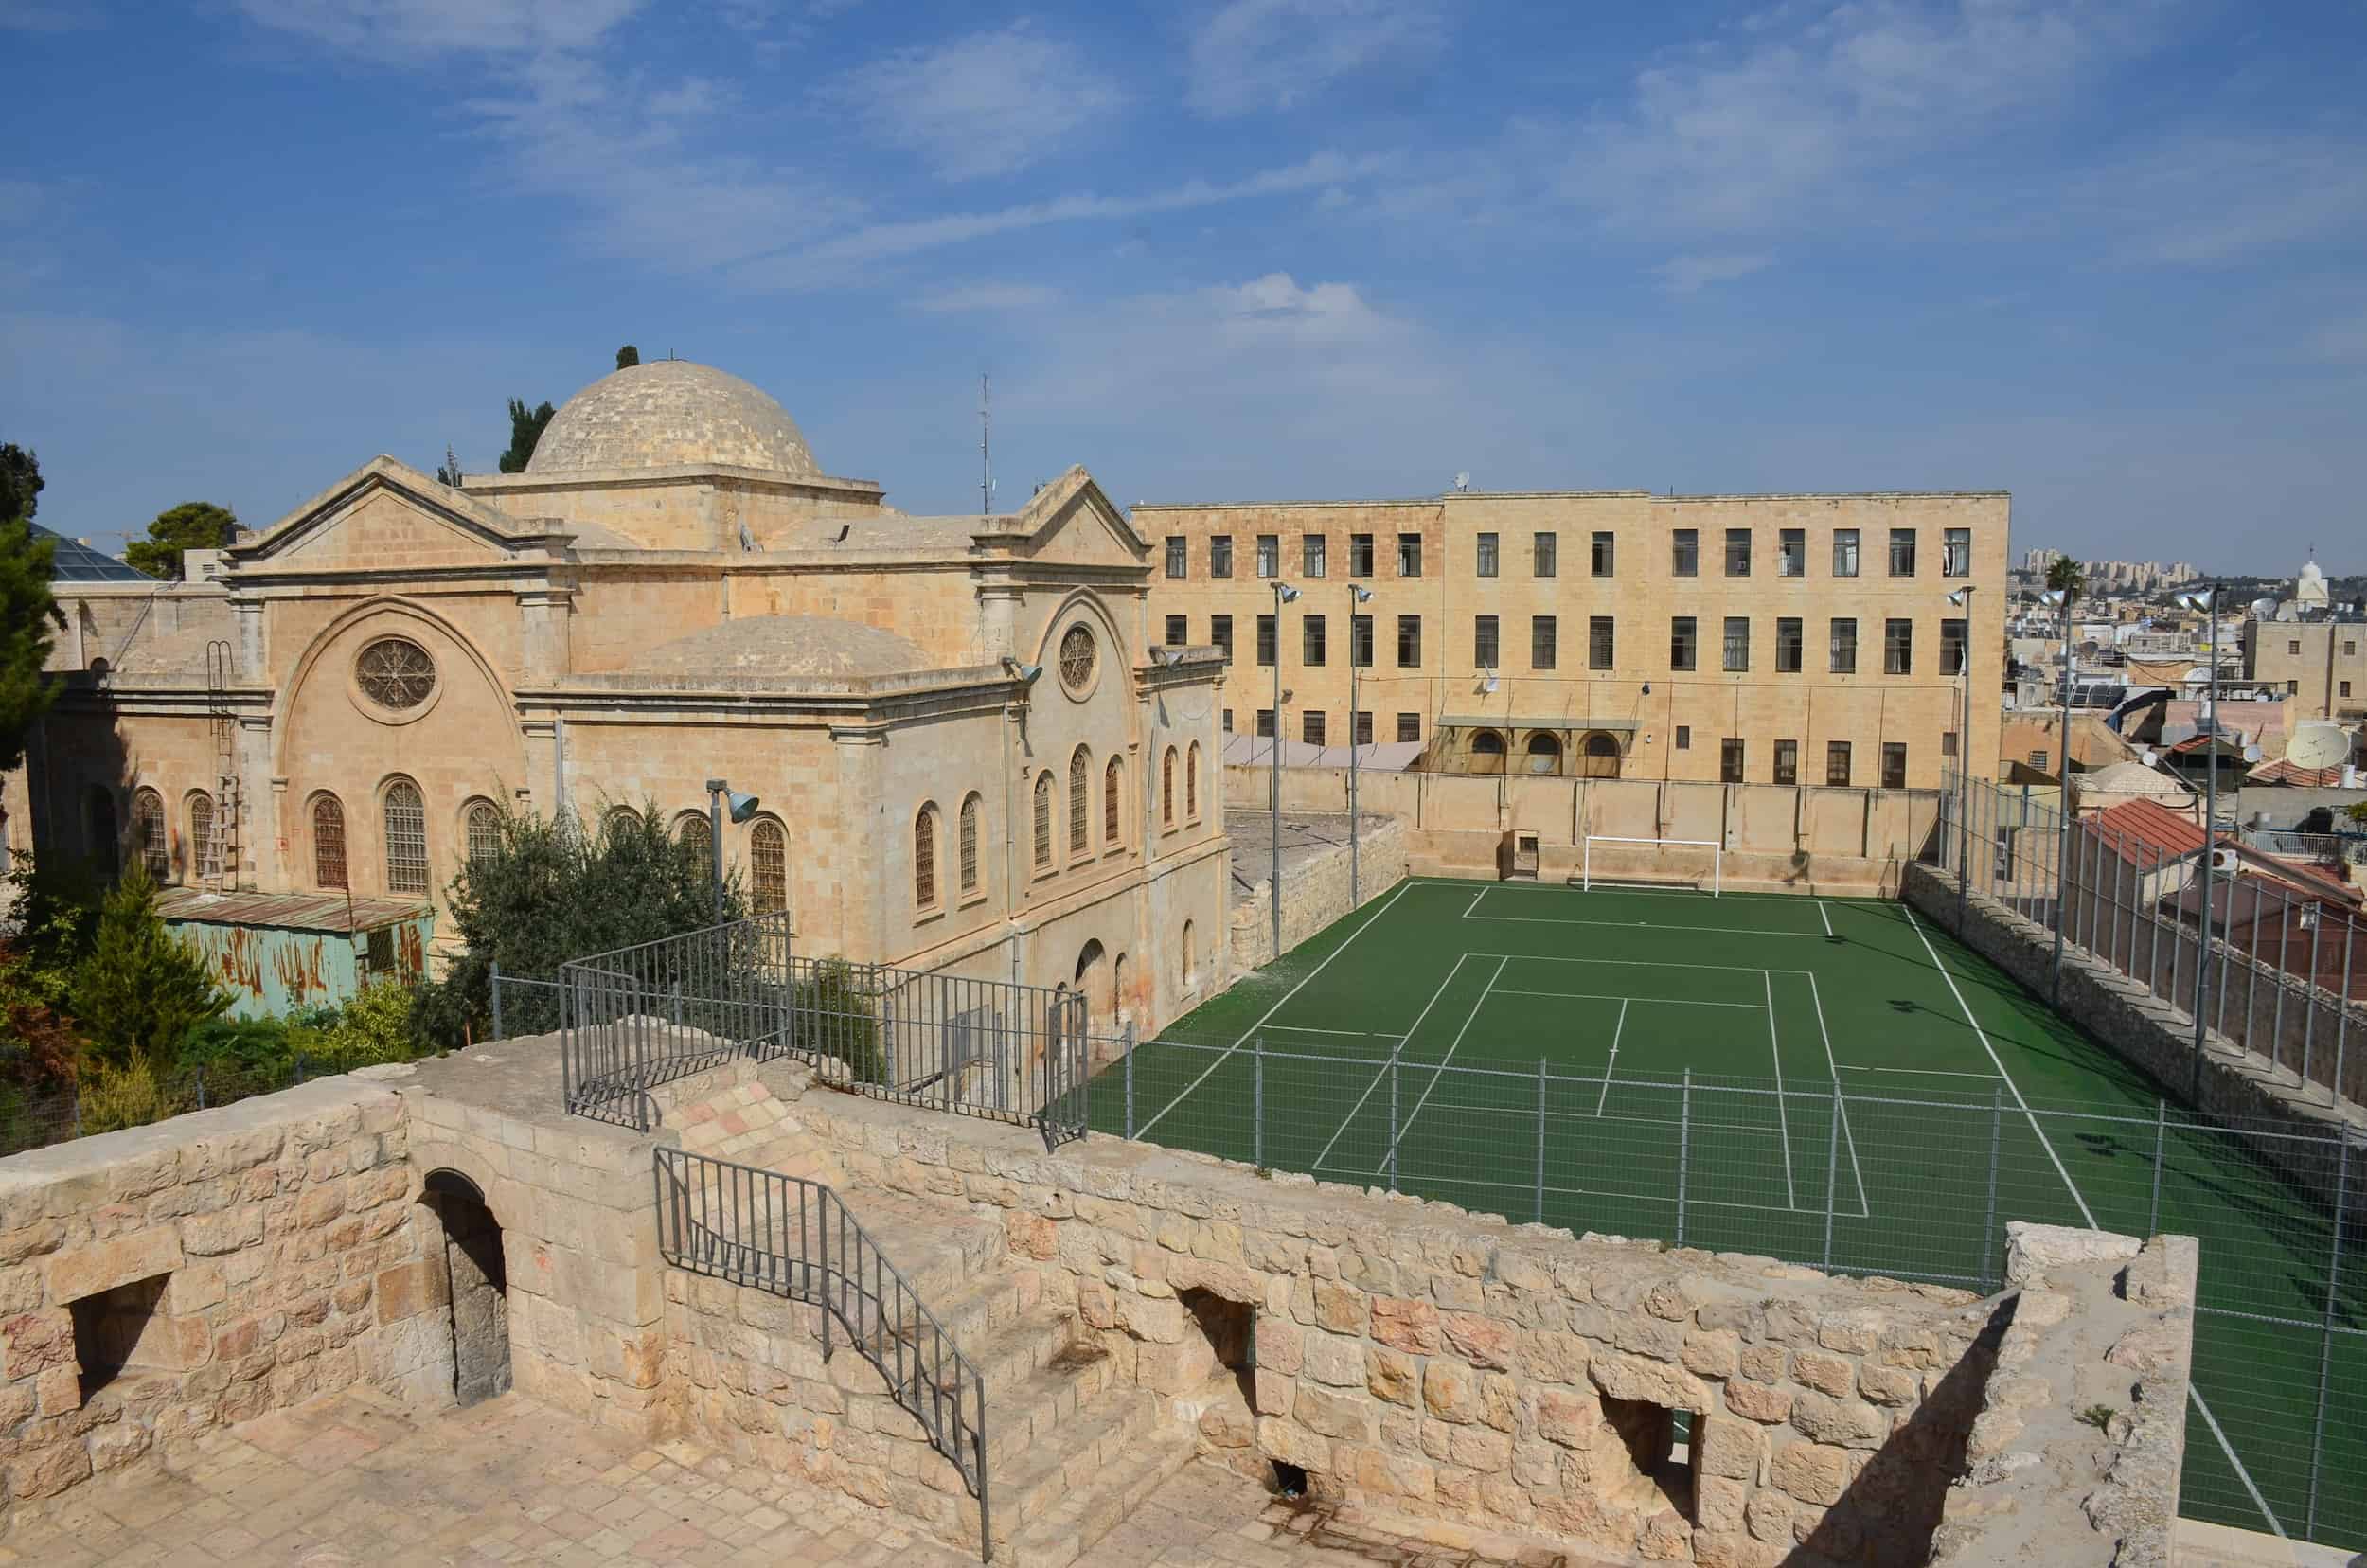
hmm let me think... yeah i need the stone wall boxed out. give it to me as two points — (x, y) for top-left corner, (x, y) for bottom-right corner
(0, 1078), (419, 1511)
(1231, 815), (1408, 969)
(1931, 1224), (2197, 1568)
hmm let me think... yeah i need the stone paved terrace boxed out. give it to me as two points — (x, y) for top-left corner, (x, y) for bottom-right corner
(0, 1385), (1619, 1568)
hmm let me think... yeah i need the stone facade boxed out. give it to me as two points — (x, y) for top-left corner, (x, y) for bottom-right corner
(2240, 617), (2366, 722)
(1230, 816), (1409, 969)
(1140, 490), (2007, 793)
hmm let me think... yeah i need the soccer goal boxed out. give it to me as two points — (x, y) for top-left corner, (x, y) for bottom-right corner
(1579, 835), (1723, 895)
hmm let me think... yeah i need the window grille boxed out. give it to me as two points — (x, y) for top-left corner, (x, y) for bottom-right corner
(1397, 615), (1421, 667)
(1161, 751), (1175, 824)
(1889, 528), (1917, 577)
(1830, 617), (1859, 673)
(313, 795), (347, 888)
(1303, 710), (1326, 746)
(1591, 616), (1614, 670)
(1724, 528), (1751, 576)
(1833, 529), (1860, 577)
(1033, 774), (1054, 867)
(676, 811), (711, 876)
(1186, 743), (1200, 817)
(1722, 616), (1750, 672)
(1942, 527), (1970, 577)
(1776, 617), (1803, 672)
(1349, 534), (1374, 576)
(1059, 626), (1095, 693)
(1104, 759), (1122, 846)
(1474, 615), (1499, 668)
(1884, 618), (1913, 674)
(1303, 615), (1326, 666)
(1531, 615), (1557, 670)
(187, 793), (214, 881)
(1255, 535), (1278, 577)
(1302, 535), (1326, 577)
(1774, 740), (1798, 786)
(1164, 537), (1186, 578)
(1670, 616), (1698, 671)
(1720, 739), (1745, 782)
(1210, 536), (1233, 577)
(1069, 748), (1090, 852)
(1827, 741), (1853, 786)
(1397, 533), (1421, 576)
(133, 789), (167, 882)
(356, 637), (436, 709)
(960, 794), (981, 891)
(383, 780), (428, 895)
(1779, 529), (1805, 577)
(915, 803), (939, 905)
(1210, 615), (1233, 658)
(1475, 533), (1499, 578)
(1165, 614), (1187, 646)
(1881, 742), (1909, 789)
(1671, 529), (1698, 577)
(751, 819), (787, 910)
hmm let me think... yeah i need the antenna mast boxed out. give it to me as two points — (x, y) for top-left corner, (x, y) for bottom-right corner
(979, 372), (992, 517)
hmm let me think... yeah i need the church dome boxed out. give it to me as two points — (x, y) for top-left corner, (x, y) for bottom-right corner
(525, 361), (819, 478)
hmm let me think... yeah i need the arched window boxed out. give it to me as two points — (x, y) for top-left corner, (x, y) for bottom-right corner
(1471, 730), (1507, 775)
(603, 805), (640, 839)
(1103, 757), (1123, 847)
(1033, 772), (1054, 869)
(914, 801), (940, 907)
(187, 792), (215, 882)
(676, 811), (713, 876)
(383, 779), (429, 894)
(1525, 732), (1562, 775)
(1068, 746), (1091, 854)
(311, 794), (347, 889)
(750, 819), (787, 912)
(465, 799), (502, 865)
(959, 793), (981, 894)
(1186, 742), (1201, 819)
(1182, 918), (1197, 989)
(132, 788), (168, 882)
(1581, 732), (1621, 779)
(85, 788), (117, 879)
(1161, 748), (1176, 825)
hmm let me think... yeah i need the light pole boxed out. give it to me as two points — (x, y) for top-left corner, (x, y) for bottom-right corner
(1348, 582), (1373, 909)
(2040, 586), (2073, 991)
(704, 778), (760, 926)
(1270, 580), (1299, 963)
(1947, 586), (1977, 927)
(2175, 583), (2223, 1099)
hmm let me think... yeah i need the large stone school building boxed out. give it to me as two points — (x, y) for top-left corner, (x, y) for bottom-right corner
(4, 361), (1232, 1035)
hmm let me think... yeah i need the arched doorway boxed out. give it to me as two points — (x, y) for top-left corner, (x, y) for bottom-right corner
(1524, 733), (1563, 775)
(1581, 732), (1622, 779)
(1469, 730), (1506, 775)
(420, 1170), (510, 1406)
(1074, 939), (1109, 1025)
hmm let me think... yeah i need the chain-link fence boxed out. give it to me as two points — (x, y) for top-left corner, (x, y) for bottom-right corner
(1092, 1031), (2365, 1547)
(0, 1058), (331, 1158)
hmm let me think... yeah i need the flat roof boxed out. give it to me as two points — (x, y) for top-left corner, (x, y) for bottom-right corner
(1133, 488), (2008, 512)
(156, 887), (431, 934)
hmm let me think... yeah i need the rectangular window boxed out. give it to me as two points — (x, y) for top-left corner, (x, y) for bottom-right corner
(1164, 536), (1186, 579)
(1221, 708), (1234, 733)
(1165, 614), (1187, 646)
(1884, 617), (1913, 675)
(1351, 613), (1374, 668)
(1350, 533), (1374, 576)
(1535, 531), (1558, 578)
(1942, 617), (1967, 676)
(1354, 709), (1374, 745)
(1775, 616), (1803, 672)
(1303, 710), (1326, 746)
(1589, 615), (1613, 670)
(1826, 741), (1852, 786)
(1943, 730), (1957, 757)
(1832, 529), (1860, 578)
(1397, 533), (1422, 577)
(1209, 615), (1233, 659)
(1779, 528), (1805, 577)
(1255, 708), (1274, 737)
(1773, 739), (1798, 786)
(2028, 748), (2049, 771)
(1303, 614), (1326, 667)
(2344, 640), (2358, 656)
(1397, 712), (1420, 742)
(1397, 615), (1422, 667)
(1675, 725), (1691, 750)
(1672, 528), (1699, 577)
(1722, 615), (1750, 672)
(2341, 681), (2354, 698)
(1589, 531), (1612, 578)
(1943, 527), (1971, 577)
(1303, 534), (1326, 578)
(2289, 641), (2301, 655)
(1881, 742), (1908, 789)
(1255, 534), (1279, 578)
(1255, 614), (1276, 667)
(1830, 617), (1859, 674)
(1476, 532), (1499, 578)
(1888, 527), (1916, 577)
(1670, 616), (1698, 671)
(1531, 615), (1557, 670)
(1210, 535), (1233, 578)
(1474, 615), (1500, 668)
(1720, 739), (1745, 783)
(1725, 528), (1752, 577)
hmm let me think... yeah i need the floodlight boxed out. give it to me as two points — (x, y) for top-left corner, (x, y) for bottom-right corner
(1946, 587), (1975, 607)
(1275, 582), (1300, 604)
(1001, 656), (1043, 686)
(1481, 668), (1499, 695)
(1350, 584), (1373, 604)
(2039, 589), (2068, 607)
(723, 790), (760, 823)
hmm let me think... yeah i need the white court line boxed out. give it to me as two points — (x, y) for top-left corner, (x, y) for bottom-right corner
(1765, 971), (1798, 1208)
(1132, 878), (1415, 1140)
(1463, 911), (1828, 937)
(1818, 900), (1833, 937)
(1264, 1024), (1411, 1039)
(1804, 971), (1869, 1216)
(1839, 1064), (2004, 1079)
(1466, 887), (1486, 918)
(1359, 956), (1510, 1179)
(1899, 903), (2285, 1539)
(1478, 952), (1813, 978)
(1306, 953), (1471, 1172)
(1595, 1000), (1628, 1116)
(1499, 989), (1768, 1009)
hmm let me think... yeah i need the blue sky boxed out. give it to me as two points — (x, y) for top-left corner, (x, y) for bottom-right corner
(2, 1), (2361, 569)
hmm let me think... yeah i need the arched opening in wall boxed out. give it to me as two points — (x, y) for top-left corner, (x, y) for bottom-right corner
(1112, 952), (1130, 1026)
(419, 1170), (510, 1407)
(1469, 730), (1506, 775)
(1581, 731), (1622, 779)
(1173, 1286), (1260, 1478)
(1181, 919), (1197, 991)
(1073, 939), (1108, 1025)
(1524, 732), (1563, 775)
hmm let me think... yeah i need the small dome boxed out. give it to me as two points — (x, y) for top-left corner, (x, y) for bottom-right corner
(526, 361), (819, 477)
(628, 615), (927, 680)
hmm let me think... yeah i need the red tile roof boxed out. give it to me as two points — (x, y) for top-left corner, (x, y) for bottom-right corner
(2085, 798), (2207, 864)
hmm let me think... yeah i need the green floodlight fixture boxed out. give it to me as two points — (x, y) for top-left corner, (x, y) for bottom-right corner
(703, 778), (764, 924)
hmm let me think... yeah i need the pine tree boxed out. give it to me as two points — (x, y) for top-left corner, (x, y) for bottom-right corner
(616, 345), (640, 369)
(125, 501), (239, 580)
(69, 864), (231, 1070)
(497, 399), (557, 473)
(0, 512), (62, 774)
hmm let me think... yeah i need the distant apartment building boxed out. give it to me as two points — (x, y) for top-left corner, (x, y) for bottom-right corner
(2241, 617), (2367, 721)
(2014, 549), (2199, 594)
(1138, 489), (2007, 791)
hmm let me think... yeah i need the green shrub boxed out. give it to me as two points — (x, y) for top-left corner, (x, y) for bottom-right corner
(314, 983), (415, 1069)
(793, 960), (884, 1085)
(68, 864), (229, 1071)
(79, 1058), (189, 1134)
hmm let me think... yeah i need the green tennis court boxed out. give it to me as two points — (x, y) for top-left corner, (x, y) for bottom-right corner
(1085, 875), (2366, 1551)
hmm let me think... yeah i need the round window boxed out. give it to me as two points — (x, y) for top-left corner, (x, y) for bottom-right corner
(1058, 625), (1096, 694)
(356, 637), (436, 710)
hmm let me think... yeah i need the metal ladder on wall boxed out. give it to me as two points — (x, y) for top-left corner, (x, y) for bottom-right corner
(201, 641), (239, 890)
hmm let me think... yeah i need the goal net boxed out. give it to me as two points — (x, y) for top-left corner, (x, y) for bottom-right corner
(1579, 835), (1723, 896)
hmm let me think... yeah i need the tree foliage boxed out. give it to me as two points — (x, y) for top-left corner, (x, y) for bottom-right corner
(410, 802), (745, 1049)
(0, 442), (43, 523)
(0, 513), (62, 774)
(497, 398), (558, 473)
(68, 864), (231, 1071)
(2044, 556), (2086, 605)
(615, 345), (640, 369)
(126, 500), (239, 580)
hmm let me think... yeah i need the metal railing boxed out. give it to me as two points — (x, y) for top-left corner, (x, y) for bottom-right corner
(556, 913), (1089, 1148)
(655, 1147), (990, 1560)
(2244, 829), (2367, 867)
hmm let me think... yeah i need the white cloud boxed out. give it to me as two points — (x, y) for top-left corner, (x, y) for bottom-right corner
(1185, 0), (1448, 117)
(913, 282), (1059, 313)
(1655, 252), (1773, 294)
(2074, 131), (2367, 266)
(826, 25), (1121, 181)
(232, 0), (642, 54)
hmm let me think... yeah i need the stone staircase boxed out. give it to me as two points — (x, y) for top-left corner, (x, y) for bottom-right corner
(662, 1075), (1200, 1565)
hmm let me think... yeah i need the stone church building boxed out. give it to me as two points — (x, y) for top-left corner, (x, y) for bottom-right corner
(5, 360), (1232, 1034)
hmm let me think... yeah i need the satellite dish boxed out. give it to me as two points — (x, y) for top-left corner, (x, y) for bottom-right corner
(1453, 472), (1471, 493)
(2287, 725), (2350, 770)
(2138, 747), (2157, 765)
(2250, 597), (2279, 620)
(2242, 744), (2264, 764)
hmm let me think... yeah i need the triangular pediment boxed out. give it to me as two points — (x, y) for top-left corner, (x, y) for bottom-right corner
(234, 456), (562, 573)
(1004, 466), (1148, 570)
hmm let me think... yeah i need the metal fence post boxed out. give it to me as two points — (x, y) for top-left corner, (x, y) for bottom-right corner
(1674, 1069), (1691, 1249)
(1982, 1083), (2003, 1288)
(1124, 1024), (1136, 1140)
(1253, 1033), (1265, 1169)
(2304, 908), (2323, 1092)
(1821, 1083), (1842, 1271)
(1388, 1051), (1400, 1193)
(71, 1085), (80, 1138)
(195, 1067), (206, 1112)
(491, 957), (504, 1042)
(294, 1053), (306, 1086)
(2305, 1132), (2352, 1541)
(2272, 887), (2292, 1072)
(2335, 914), (2354, 1106)
(1535, 1058), (1547, 1226)
(2147, 1097), (2167, 1238)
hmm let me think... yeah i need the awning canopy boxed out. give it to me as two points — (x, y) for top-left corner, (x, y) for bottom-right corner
(1435, 715), (1638, 732)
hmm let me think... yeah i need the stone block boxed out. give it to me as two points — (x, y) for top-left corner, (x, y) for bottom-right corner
(1255, 1316), (1303, 1375)
(1697, 1412), (1763, 1481)
(1788, 1349), (1855, 1397)
(1789, 1390), (1888, 1449)
(1303, 1331), (1362, 1387)
(1294, 1383), (1378, 1442)
(1590, 1349), (1709, 1413)
(1370, 1295), (1440, 1353)
(1536, 1385), (1598, 1448)
(1256, 1414), (1331, 1472)
(1448, 1425), (1512, 1473)
(1770, 1439), (1851, 1506)
(1365, 1345), (1416, 1406)
(34, 1362), (80, 1416)
(1441, 1310), (1515, 1370)
(2003, 1221), (2139, 1286)
(1423, 1360), (1479, 1424)
(1352, 1444), (1435, 1500)
(181, 1206), (265, 1257)
(43, 1226), (183, 1304)
(1311, 1278), (1365, 1334)
(374, 1258), (444, 1325)
(1725, 1379), (1791, 1424)
(1118, 1292), (1185, 1344)
(6, 1440), (91, 1501)
(1, 1307), (74, 1379)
